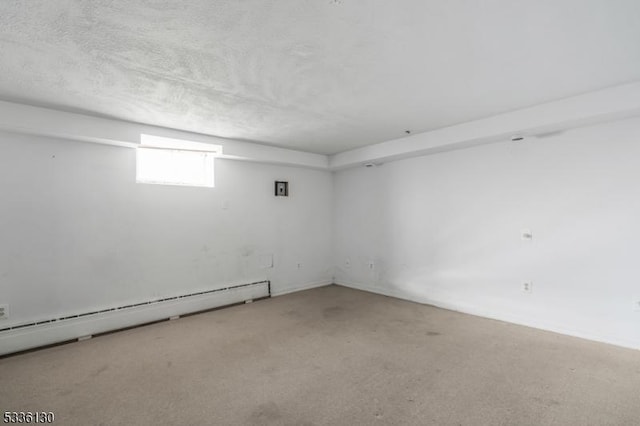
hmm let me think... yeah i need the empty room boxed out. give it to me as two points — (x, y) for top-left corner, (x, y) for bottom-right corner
(1, 1), (639, 425)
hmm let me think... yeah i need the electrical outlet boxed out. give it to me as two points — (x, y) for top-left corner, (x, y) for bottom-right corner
(522, 281), (533, 293)
(633, 297), (640, 312)
(0, 304), (8, 320)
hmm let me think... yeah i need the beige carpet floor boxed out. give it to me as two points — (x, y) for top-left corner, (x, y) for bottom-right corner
(1, 285), (638, 425)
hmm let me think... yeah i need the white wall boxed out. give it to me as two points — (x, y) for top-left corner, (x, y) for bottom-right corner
(3, 114), (640, 351)
(333, 117), (640, 349)
(0, 131), (333, 327)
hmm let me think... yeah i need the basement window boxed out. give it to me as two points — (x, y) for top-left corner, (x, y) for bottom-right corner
(136, 148), (215, 187)
(136, 135), (221, 188)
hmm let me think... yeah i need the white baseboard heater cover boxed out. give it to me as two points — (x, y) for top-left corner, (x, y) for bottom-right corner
(0, 281), (270, 356)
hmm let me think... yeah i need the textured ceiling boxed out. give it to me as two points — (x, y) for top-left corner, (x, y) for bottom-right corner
(1, 1), (640, 154)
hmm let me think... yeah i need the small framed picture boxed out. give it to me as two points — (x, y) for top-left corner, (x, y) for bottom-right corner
(275, 181), (289, 197)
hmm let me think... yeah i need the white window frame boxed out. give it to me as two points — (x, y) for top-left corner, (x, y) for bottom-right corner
(136, 147), (216, 188)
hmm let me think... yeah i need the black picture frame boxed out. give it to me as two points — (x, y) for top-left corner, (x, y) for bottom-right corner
(275, 181), (289, 196)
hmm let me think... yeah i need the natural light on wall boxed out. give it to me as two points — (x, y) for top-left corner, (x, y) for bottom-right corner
(136, 135), (221, 188)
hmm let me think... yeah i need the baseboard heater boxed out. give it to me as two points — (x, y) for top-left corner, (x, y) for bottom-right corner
(0, 280), (270, 357)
